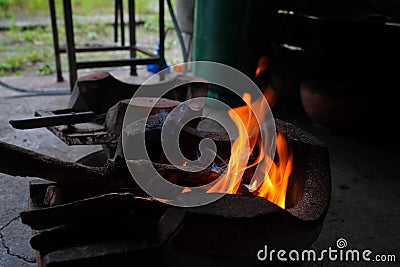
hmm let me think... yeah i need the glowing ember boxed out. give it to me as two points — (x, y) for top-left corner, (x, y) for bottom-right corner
(207, 91), (293, 209)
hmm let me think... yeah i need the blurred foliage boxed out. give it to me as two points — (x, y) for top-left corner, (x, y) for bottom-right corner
(0, 0), (165, 18)
(0, 0), (11, 17)
(0, 0), (180, 76)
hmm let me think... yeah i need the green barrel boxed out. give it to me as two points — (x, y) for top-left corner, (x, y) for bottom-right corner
(192, 0), (275, 106)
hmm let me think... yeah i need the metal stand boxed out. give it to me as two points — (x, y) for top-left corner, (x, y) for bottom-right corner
(48, 0), (165, 91)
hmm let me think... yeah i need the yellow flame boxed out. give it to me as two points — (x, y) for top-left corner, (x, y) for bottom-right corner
(206, 91), (293, 209)
(251, 133), (293, 209)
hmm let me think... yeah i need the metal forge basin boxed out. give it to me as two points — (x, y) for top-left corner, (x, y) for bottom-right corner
(158, 119), (331, 264)
(20, 118), (331, 266)
(2, 69), (330, 266)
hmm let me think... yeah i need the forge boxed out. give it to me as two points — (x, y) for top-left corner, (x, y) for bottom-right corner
(0, 71), (331, 266)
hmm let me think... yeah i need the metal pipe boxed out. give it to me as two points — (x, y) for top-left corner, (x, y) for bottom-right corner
(120, 0), (125, 45)
(49, 0), (64, 82)
(62, 0), (78, 91)
(128, 0), (137, 75)
(9, 111), (97, 130)
(76, 58), (159, 69)
(159, 0), (165, 80)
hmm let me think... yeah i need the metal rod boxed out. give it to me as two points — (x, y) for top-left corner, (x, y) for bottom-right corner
(49, 0), (63, 82)
(120, 0), (125, 46)
(131, 46), (156, 57)
(9, 111), (97, 130)
(59, 46), (133, 53)
(62, 0), (78, 91)
(159, 0), (165, 81)
(114, 0), (119, 42)
(76, 58), (159, 69)
(58, 45), (156, 56)
(128, 0), (137, 75)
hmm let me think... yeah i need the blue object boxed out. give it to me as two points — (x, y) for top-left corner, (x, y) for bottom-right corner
(147, 44), (170, 73)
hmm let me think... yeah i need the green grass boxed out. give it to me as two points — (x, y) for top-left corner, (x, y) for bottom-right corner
(0, 25), (54, 75)
(1, 0), (165, 18)
(0, 22), (181, 76)
(0, 0), (181, 76)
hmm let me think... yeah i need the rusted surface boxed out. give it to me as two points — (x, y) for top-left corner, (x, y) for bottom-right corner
(168, 195), (324, 263)
(0, 112), (178, 186)
(18, 118), (331, 266)
(163, 120), (331, 262)
(26, 72), (206, 146)
(43, 125), (117, 146)
(68, 71), (206, 114)
(68, 71), (140, 114)
(127, 159), (220, 186)
(105, 97), (181, 135)
(35, 109), (117, 146)
(9, 111), (97, 130)
(276, 119), (331, 221)
(21, 192), (166, 230)
(0, 140), (107, 185)
(4, 82), (331, 265)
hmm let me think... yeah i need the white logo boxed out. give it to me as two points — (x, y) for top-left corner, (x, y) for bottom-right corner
(122, 61), (276, 207)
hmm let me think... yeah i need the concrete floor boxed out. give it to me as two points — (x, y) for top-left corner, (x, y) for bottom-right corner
(0, 70), (101, 266)
(0, 68), (399, 266)
(0, 66), (176, 266)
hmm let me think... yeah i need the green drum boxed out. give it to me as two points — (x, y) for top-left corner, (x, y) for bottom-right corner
(192, 0), (275, 106)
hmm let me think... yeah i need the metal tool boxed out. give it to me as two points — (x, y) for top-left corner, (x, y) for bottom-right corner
(9, 111), (98, 130)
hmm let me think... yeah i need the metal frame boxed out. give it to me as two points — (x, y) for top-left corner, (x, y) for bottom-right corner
(49, 0), (165, 91)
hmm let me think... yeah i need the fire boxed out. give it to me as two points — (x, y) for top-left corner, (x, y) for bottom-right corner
(251, 133), (293, 209)
(207, 91), (293, 209)
(255, 55), (270, 77)
(254, 55), (277, 107)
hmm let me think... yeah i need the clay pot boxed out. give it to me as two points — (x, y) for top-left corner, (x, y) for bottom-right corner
(300, 80), (375, 132)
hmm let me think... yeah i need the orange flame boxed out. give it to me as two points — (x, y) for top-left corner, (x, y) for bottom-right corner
(251, 132), (293, 209)
(207, 91), (293, 209)
(255, 56), (270, 77)
(254, 55), (277, 107)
